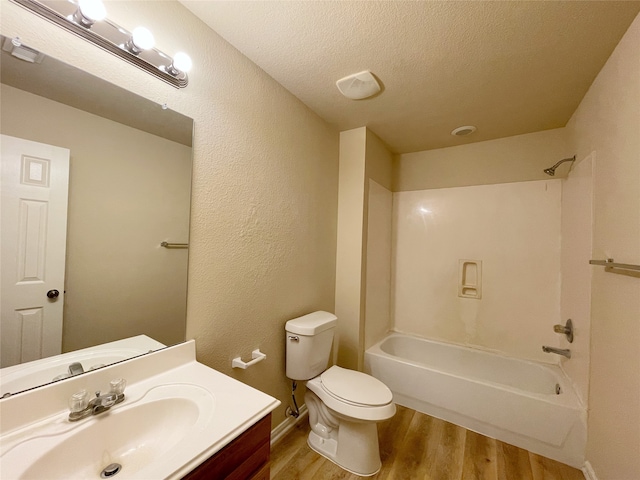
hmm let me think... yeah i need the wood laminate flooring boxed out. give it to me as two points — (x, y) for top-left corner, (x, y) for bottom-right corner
(270, 405), (585, 480)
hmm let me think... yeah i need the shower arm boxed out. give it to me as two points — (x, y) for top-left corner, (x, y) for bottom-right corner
(549, 157), (575, 170)
(544, 156), (576, 176)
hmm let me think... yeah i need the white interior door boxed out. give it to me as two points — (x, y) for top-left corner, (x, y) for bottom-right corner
(1, 134), (70, 368)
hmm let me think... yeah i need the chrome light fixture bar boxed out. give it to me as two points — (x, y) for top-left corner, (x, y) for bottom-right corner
(9, 0), (191, 88)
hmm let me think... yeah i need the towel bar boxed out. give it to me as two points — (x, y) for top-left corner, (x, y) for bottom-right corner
(160, 241), (188, 249)
(589, 258), (640, 272)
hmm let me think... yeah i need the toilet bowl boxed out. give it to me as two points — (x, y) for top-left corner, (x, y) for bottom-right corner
(285, 311), (396, 476)
(304, 366), (395, 475)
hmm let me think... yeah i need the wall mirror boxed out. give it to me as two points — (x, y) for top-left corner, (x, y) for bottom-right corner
(0, 34), (192, 396)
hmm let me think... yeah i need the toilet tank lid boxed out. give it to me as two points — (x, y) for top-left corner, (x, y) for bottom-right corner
(285, 311), (337, 335)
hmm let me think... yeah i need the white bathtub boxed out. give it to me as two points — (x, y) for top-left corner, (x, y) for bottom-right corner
(364, 333), (586, 468)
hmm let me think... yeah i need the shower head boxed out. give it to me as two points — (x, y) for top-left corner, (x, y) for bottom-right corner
(543, 156), (576, 176)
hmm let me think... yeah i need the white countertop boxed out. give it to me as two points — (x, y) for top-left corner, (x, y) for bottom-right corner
(0, 341), (280, 479)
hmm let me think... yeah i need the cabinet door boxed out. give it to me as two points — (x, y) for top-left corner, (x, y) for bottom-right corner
(182, 413), (271, 479)
(249, 462), (270, 480)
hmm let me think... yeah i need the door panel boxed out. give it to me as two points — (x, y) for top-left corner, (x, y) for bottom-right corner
(1, 134), (70, 368)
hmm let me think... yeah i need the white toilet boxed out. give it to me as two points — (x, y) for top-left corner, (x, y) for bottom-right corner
(285, 311), (395, 476)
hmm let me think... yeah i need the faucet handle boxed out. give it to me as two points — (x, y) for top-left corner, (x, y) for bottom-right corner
(553, 319), (574, 343)
(109, 378), (127, 395)
(109, 378), (127, 405)
(68, 362), (84, 376)
(69, 389), (89, 413)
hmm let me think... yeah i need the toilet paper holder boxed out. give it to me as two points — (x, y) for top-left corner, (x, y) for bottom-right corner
(232, 349), (266, 369)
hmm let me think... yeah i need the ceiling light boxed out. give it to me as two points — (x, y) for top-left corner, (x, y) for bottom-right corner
(451, 125), (477, 137)
(336, 70), (381, 100)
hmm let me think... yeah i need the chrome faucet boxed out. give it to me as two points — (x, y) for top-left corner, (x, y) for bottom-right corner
(542, 346), (571, 359)
(90, 390), (118, 409)
(68, 379), (126, 422)
(51, 362), (86, 383)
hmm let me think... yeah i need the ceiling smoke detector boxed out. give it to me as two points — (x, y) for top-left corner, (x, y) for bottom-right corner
(451, 125), (477, 137)
(336, 70), (381, 100)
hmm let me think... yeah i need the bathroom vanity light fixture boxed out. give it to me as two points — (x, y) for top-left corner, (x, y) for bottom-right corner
(9, 0), (192, 88)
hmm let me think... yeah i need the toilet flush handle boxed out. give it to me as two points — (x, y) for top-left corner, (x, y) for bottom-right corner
(288, 335), (300, 342)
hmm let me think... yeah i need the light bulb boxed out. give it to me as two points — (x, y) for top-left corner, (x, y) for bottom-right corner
(172, 52), (192, 73)
(78, 0), (106, 22)
(131, 27), (154, 51)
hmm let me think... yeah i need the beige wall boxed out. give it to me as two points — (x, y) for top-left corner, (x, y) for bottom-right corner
(334, 127), (367, 369)
(364, 180), (393, 351)
(394, 127), (570, 192)
(566, 13), (640, 479)
(0, 0), (339, 426)
(560, 154), (594, 407)
(335, 128), (394, 368)
(363, 133), (394, 351)
(1, 84), (191, 351)
(365, 132), (394, 191)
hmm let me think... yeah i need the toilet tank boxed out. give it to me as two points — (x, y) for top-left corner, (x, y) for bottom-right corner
(285, 311), (337, 381)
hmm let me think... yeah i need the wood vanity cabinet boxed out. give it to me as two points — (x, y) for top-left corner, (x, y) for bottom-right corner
(182, 413), (272, 480)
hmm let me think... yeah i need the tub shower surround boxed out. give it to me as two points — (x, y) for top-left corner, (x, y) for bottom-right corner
(365, 333), (586, 467)
(391, 180), (563, 363)
(366, 179), (587, 467)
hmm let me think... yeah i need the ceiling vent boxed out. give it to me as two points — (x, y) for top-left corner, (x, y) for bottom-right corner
(451, 125), (477, 136)
(336, 70), (381, 100)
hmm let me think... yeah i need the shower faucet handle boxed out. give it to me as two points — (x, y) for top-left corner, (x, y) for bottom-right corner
(553, 319), (573, 343)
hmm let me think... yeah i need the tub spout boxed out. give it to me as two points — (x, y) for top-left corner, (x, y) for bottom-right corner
(542, 346), (571, 359)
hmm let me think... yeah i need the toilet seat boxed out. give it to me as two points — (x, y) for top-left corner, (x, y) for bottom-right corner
(306, 367), (395, 422)
(320, 366), (393, 406)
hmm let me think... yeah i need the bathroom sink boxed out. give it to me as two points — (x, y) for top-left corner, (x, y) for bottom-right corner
(1, 384), (214, 479)
(0, 341), (280, 480)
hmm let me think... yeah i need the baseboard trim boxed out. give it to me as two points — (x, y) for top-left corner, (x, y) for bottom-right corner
(270, 404), (308, 447)
(582, 461), (598, 480)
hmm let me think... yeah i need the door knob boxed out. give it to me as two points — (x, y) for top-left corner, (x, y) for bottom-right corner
(47, 289), (60, 299)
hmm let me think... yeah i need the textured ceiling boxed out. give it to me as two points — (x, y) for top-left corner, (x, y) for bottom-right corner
(182, 1), (640, 154)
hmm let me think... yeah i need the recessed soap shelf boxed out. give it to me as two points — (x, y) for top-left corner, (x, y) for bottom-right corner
(458, 259), (482, 299)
